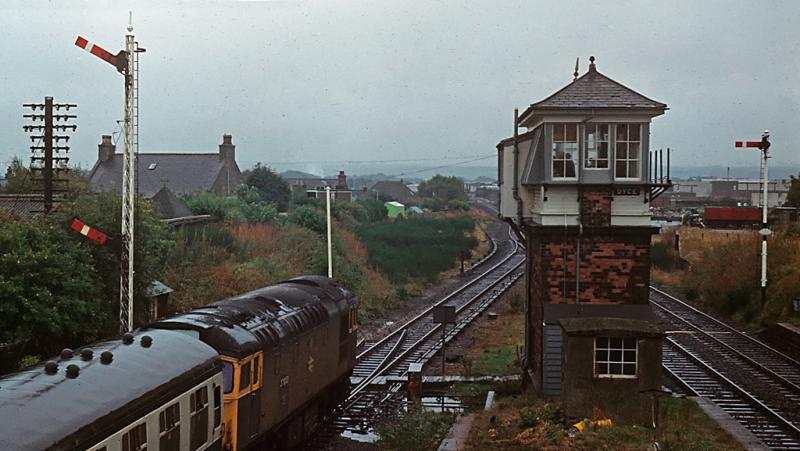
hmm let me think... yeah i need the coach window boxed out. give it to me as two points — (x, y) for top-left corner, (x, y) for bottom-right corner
(122, 423), (147, 451)
(213, 385), (222, 429)
(159, 402), (180, 451)
(190, 387), (209, 450)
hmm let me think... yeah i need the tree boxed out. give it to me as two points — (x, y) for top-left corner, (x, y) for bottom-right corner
(2, 157), (34, 194)
(53, 192), (175, 329)
(418, 174), (467, 203)
(0, 220), (108, 353)
(2, 157), (89, 196)
(357, 199), (388, 222)
(246, 163), (291, 211)
(787, 174), (800, 208)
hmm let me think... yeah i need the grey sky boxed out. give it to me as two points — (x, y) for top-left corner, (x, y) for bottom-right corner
(1, 0), (798, 175)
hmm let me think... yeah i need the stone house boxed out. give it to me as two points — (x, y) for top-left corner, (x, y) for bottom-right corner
(88, 134), (244, 218)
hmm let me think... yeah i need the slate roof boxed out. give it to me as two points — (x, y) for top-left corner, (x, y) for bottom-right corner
(520, 59), (666, 123)
(89, 153), (238, 197)
(369, 181), (414, 202)
(149, 186), (194, 219)
(0, 195), (48, 220)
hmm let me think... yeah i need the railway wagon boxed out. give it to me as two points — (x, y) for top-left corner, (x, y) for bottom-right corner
(152, 275), (358, 450)
(0, 329), (224, 451)
(0, 276), (357, 451)
(703, 206), (761, 228)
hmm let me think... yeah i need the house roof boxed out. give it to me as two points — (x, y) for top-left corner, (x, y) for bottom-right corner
(149, 186), (194, 219)
(370, 181), (414, 201)
(0, 194), (48, 220)
(89, 153), (233, 197)
(520, 58), (666, 124)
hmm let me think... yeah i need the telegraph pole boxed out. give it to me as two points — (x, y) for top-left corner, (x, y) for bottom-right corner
(23, 97), (76, 212)
(76, 13), (144, 332)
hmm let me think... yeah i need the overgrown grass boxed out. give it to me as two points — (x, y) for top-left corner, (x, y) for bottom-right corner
(652, 226), (800, 329)
(356, 215), (478, 282)
(376, 405), (455, 450)
(467, 390), (742, 450)
(472, 347), (518, 376)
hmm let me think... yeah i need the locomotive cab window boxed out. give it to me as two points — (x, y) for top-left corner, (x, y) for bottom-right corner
(222, 361), (234, 394)
(252, 355), (260, 386)
(240, 361), (251, 391)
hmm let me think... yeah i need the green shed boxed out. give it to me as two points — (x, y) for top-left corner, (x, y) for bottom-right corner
(384, 201), (406, 218)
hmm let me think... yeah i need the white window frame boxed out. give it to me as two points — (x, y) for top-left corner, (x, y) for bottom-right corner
(584, 123), (610, 170)
(551, 123), (578, 180)
(594, 336), (638, 379)
(614, 123), (642, 180)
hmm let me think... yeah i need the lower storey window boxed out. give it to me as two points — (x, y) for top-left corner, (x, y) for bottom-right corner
(594, 337), (637, 378)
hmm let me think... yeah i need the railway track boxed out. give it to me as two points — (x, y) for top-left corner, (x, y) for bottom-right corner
(306, 215), (525, 448)
(652, 286), (800, 449)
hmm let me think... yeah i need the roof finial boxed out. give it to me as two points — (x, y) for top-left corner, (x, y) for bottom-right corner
(573, 57), (579, 81)
(589, 55), (596, 72)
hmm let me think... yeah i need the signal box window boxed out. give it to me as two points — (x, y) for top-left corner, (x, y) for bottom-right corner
(585, 124), (610, 169)
(615, 124), (641, 179)
(159, 402), (180, 451)
(594, 337), (638, 378)
(552, 123), (577, 179)
(122, 423), (147, 451)
(190, 387), (209, 450)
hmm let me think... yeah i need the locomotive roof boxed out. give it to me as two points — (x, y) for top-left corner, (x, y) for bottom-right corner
(0, 329), (220, 451)
(152, 276), (357, 358)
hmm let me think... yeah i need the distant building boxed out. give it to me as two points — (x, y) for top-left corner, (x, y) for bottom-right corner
(368, 181), (415, 202)
(0, 194), (48, 220)
(304, 170), (353, 202)
(384, 201), (405, 218)
(89, 134), (244, 197)
(88, 134), (244, 219)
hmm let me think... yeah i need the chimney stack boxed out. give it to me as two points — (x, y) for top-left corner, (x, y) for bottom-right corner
(98, 135), (115, 163)
(337, 170), (348, 190)
(219, 134), (235, 164)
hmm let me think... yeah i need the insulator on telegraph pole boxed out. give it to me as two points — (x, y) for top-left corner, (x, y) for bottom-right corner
(22, 97), (77, 213)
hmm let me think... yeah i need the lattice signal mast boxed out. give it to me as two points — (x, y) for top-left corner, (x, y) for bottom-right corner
(75, 13), (144, 333)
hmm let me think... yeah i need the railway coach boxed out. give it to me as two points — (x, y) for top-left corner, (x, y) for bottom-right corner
(0, 275), (357, 451)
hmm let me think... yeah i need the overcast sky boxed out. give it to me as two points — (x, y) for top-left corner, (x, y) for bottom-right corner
(1, 0), (798, 175)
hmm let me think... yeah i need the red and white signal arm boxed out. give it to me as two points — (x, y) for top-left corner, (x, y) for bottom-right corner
(70, 218), (109, 245)
(735, 141), (761, 148)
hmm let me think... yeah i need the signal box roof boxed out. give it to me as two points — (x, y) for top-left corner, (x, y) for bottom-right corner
(519, 57), (666, 126)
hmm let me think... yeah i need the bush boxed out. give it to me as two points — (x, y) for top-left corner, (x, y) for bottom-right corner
(357, 215), (478, 282)
(0, 220), (108, 353)
(288, 205), (327, 233)
(185, 191), (277, 224)
(651, 241), (674, 270)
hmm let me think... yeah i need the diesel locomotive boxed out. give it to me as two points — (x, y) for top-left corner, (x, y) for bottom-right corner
(0, 275), (358, 451)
